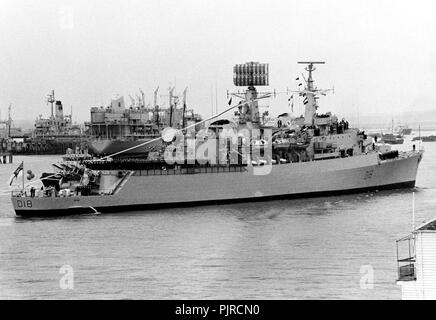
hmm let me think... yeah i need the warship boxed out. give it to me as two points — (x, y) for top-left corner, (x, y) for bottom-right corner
(10, 61), (423, 217)
(86, 87), (202, 158)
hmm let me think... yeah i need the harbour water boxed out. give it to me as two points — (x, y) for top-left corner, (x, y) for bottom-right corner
(1, 134), (435, 299)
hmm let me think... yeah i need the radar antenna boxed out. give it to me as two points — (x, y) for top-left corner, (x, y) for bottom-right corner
(297, 61), (325, 92)
(228, 61), (275, 126)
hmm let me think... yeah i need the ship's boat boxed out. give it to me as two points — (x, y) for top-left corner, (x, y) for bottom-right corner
(10, 61), (424, 217)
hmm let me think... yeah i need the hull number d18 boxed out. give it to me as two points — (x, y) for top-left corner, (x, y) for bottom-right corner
(17, 200), (33, 208)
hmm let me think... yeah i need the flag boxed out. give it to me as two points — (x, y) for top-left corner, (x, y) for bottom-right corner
(288, 95), (294, 112)
(228, 97), (232, 105)
(8, 161), (23, 186)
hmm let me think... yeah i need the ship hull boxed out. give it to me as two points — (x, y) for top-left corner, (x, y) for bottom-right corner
(88, 138), (161, 157)
(12, 151), (423, 217)
(14, 180), (416, 218)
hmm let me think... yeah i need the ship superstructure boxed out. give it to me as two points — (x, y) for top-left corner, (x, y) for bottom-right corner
(10, 61), (423, 217)
(34, 91), (83, 137)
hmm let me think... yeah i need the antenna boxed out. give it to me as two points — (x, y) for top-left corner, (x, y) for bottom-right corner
(230, 62), (272, 125)
(297, 61), (325, 91)
(287, 61), (329, 126)
(298, 61), (326, 64)
(301, 72), (307, 84)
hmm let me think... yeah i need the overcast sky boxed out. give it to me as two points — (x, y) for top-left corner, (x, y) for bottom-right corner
(1, 0), (435, 124)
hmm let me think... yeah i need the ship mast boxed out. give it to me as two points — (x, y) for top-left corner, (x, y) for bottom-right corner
(182, 87), (188, 129)
(153, 86), (160, 126)
(297, 61), (324, 126)
(168, 86), (175, 127)
(47, 90), (55, 123)
(139, 88), (145, 108)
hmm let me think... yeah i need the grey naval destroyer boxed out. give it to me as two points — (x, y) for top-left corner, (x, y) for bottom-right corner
(11, 61), (424, 217)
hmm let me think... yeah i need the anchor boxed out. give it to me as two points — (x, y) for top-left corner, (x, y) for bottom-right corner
(88, 206), (101, 215)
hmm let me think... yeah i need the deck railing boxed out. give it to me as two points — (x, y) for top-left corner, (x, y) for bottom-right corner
(133, 165), (248, 176)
